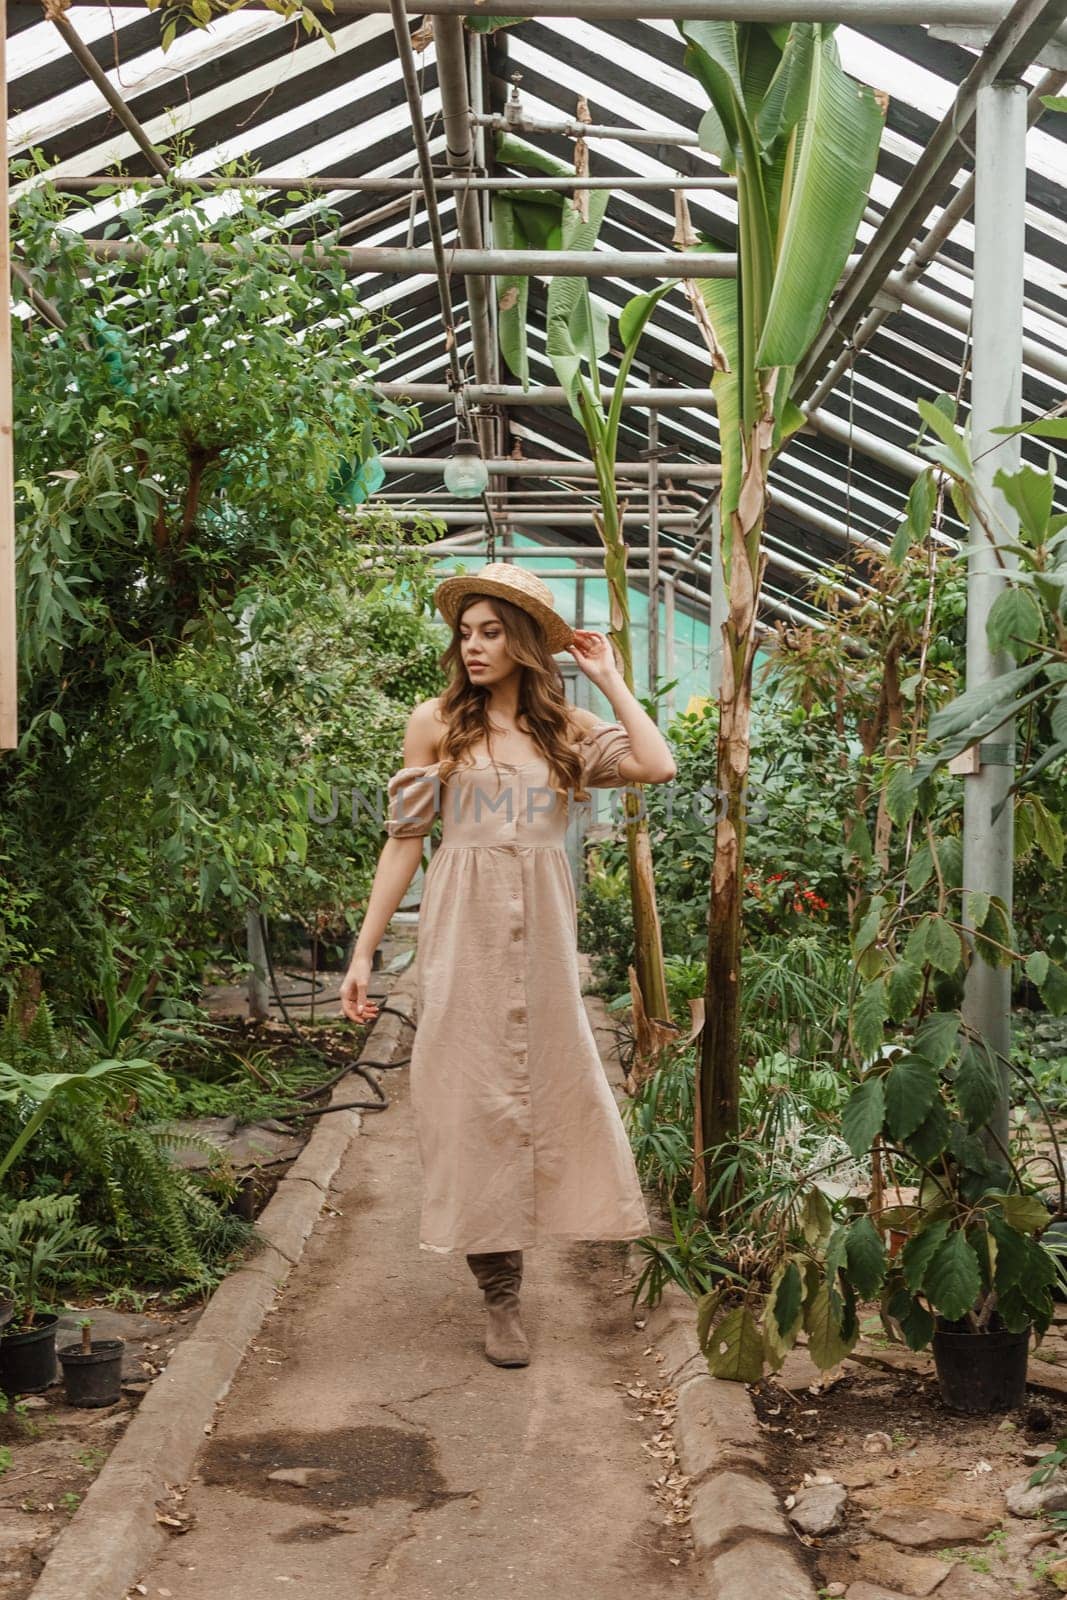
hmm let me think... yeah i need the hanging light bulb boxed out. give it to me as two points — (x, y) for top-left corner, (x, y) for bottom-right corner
(443, 437), (489, 500)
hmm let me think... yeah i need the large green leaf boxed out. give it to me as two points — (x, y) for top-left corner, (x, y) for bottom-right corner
(884, 1052), (940, 1141)
(678, 21), (746, 171)
(756, 22), (815, 149)
(842, 1074), (886, 1159)
(887, 1286), (935, 1351)
(853, 974), (890, 1059)
(901, 1218), (951, 1294)
(986, 585), (1043, 661)
(845, 1215), (887, 1299)
(805, 1281), (859, 1369)
(757, 29), (884, 367)
(955, 1039), (1002, 1132)
(706, 1304), (765, 1382)
(924, 1231), (981, 1322)
(993, 460), (1056, 546)
(911, 1010), (961, 1070)
(691, 246), (741, 515)
(906, 1097), (952, 1163)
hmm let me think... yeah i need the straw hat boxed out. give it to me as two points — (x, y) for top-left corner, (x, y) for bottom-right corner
(434, 562), (575, 654)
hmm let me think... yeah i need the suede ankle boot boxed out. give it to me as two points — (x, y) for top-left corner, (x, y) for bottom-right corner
(465, 1249), (530, 1367)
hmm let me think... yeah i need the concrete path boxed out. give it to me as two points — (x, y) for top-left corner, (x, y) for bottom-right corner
(129, 999), (697, 1600)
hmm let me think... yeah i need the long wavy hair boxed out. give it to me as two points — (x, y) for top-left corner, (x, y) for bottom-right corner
(436, 592), (591, 804)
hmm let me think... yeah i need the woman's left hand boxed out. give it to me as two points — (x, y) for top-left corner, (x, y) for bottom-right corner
(566, 628), (622, 689)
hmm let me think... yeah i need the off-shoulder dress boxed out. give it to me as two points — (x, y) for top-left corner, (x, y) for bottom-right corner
(384, 717), (653, 1255)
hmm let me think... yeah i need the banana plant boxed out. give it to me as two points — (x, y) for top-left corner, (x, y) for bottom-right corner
(494, 137), (678, 1062)
(677, 20), (885, 1213)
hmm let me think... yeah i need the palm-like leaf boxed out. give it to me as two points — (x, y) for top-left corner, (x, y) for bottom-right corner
(757, 30), (884, 367)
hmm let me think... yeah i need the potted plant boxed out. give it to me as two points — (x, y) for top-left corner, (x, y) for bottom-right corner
(58, 1316), (125, 1408)
(0, 1195), (107, 1396)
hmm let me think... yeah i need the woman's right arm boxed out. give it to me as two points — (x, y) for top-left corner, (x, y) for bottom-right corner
(340, 702), (440, 1025)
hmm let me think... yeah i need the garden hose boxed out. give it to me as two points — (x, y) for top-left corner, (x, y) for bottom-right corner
(256, 912), (413, 1117)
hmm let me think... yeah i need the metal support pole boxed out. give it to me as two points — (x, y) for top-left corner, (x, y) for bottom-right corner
(386, 0), (465, 397)
(246, 908), (271, 1022)
(435, 15), (496, 455)
(962, 80), (1028, 1159)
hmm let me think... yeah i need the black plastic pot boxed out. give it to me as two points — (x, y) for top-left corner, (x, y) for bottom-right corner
(0, 1312), (60, 1395)
(57, 1338), (125, 1408)
(932, 1321), (1029, 1414)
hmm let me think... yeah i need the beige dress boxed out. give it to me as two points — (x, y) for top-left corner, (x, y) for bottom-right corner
(384, 717), (653, 1255)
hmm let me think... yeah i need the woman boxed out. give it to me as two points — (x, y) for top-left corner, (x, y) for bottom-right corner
(340, 563), (677, 1369)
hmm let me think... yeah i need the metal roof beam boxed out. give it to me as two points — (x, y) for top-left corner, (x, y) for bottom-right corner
(48, 175), (739, 194)
(793, 0), (1067, 406)
(28, 0), (1067, 26)
(80, 240), (738, 278)
(377, 455), (722, 478)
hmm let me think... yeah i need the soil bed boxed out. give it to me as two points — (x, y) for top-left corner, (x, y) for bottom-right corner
(751, 1343), (1067, 1600)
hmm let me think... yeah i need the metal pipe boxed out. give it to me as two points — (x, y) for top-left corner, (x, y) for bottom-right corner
(386, 0), (464, 397)
(476, 112), (701, 146)
(435, 16), (496, 423)
(793, 0), (1067, 405)
(664, 573), (677, 723)
(354, 509), (699, 525)
(51, 1), (1061, 25)
(373, 383), (717, 405)
(962, 82), (1027, 1158)
(378, 454), (721, 478)
(888, 272), (1067, 388)
(81, 239), (739, 280)
(46, 174), (739, 194)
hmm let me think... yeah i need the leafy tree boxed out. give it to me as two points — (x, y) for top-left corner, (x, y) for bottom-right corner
(3, 148), (438, 1012)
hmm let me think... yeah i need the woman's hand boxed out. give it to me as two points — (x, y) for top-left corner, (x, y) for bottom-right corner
(566, 628), (622, 690)
(340, 955), (379, 1025)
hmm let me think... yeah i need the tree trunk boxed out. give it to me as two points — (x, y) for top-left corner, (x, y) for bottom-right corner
(596, 494), (675, 1083)
(699, 414), (769, 1219)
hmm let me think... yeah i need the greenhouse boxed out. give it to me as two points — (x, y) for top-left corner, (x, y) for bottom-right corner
(2, 2), (1067, 1597)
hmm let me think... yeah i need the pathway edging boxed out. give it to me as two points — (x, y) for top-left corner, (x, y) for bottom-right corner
(626, 1244), (817, 1600)
(28, 970), (416, 1600)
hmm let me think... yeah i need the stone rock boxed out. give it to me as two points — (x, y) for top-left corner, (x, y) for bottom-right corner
(788, 1481), (848, 1536)
(266, 1466), (340, 1487)
(864, 1431), (894, 1454)
(825, 1587), (847, 1598)
(868, 1509), (996, 1548)
(0, 1511), (54, 1557)
(1047, 1558), (1067, 1593)
(1004, 1470), (1067, 1518)
(689, 1471), (784, 1553)
(844, 1585), (914, 1600)
(821, 1539), (955, 1597)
